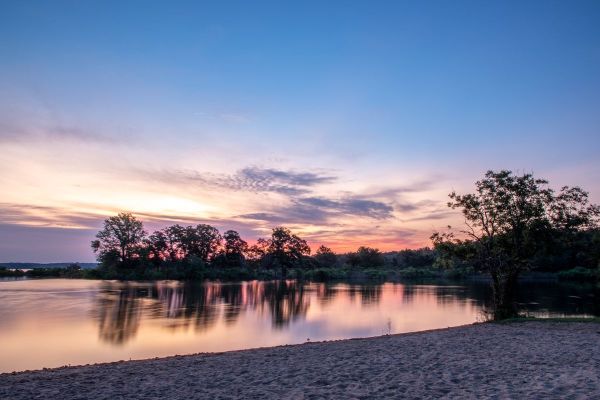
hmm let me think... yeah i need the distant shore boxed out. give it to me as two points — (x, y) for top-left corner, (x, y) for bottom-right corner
(2, 321), (599, 399)
(2, 265), (597, 284)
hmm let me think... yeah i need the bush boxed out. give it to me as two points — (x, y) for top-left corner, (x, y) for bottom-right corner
(442, 266), (475, 279)
(0, 267), (25, 278)
(557, 266), (599, 282)
(362, 268), (389, 281)
(398, 267), (441, 279)
(297, 268), (349, 281)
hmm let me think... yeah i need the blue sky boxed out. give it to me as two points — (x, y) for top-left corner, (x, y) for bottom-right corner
(1, 1), (600, 261)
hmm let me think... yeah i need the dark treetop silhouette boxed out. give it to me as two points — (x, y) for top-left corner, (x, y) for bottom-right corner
(61, 169), (600, 320)
(432, 170), (600, 319)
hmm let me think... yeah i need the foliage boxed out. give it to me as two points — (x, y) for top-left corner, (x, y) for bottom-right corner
(0, 267), (26, 278)
(314, 245), (338, 268)
(557, 266), (600, 282)
(388, 248), (436, 268)
(433, 170), (600, 319)
(91, 213), (146, 265)
(214, 229), (249, 269)
(264, 227), (311, 276)
(71, 180), (600, 288)
(347, 246), (385, 268)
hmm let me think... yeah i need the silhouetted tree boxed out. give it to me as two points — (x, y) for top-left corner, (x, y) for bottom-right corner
(224, 230), (248, 255)
(214, 230), (248, 268)
(265, 227), (311, 276)
(162, 224), (186, 262)
(348, 246), (384, 268)
(246, 238), (270, 267)
(437, 170), (599, 319)
(91, 213), (146, 266)
(145, 230), (168, 266)
(393, 248), (436, 268)
(314, 245), (338, 267)
(547, 186), (600, 268)
(179, 224), (222, 262)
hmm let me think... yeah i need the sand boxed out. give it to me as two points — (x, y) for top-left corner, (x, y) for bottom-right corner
(1, 322), (599, 399)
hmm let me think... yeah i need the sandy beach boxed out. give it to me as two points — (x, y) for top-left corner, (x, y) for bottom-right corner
(1, 321), (599, 399)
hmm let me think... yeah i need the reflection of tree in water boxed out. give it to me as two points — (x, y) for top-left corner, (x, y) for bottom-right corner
(358, 285), (381, 306)
(401, 284), (415, 304)
(260, 280), (310, 328)
(94, 283), (220, 345)
(93, 280), (311, 344)
(314, 283), (338, 306)
(515, 281), (600, 317)
(95, 287), (142, 345)
(92, 280), (597, 346)
(393, 283), (489, 310)
(433, 286), (472, 307)
(154, 283), (221, 332)
(426, 281), (599, 317)
(220, 284), (244, 324)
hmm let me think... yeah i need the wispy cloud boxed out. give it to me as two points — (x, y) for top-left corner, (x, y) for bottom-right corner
(148, 166), (337, 195)
(296, 197), (393, 219)
(403, 210), (456, 222)
(363, 177), (442, 198)
(0, 121), (124, 144)
(237, 195), (394, 225)
(0, 203), (102, 229)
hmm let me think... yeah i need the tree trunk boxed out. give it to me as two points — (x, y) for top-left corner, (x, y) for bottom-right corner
(490, 270), (520, 320)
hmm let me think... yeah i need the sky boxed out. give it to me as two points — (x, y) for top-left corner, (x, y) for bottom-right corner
(1, 1), (600, 262)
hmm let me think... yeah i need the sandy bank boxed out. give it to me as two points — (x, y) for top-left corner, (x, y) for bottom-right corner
(1, 322), (599, 399)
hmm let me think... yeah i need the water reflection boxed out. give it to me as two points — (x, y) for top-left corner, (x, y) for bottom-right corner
(0, 279), (597, 372)
(96, 288), (142, 344)
(93, 281), (315, 344)
(91, 280), (599, 346)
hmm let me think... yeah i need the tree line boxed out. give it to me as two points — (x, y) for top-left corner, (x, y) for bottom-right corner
(91, 214), (430, 280)
(91, 215), (342, 279)
(81, 169), (600, 320)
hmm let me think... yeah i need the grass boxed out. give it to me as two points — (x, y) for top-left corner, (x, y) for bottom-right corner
(494, 316), (600, 324)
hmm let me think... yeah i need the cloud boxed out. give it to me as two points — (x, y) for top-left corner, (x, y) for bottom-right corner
(0, 121), (123, 144)
(365, 178), (442, 198)
(240, 167), (335, 187)
(297, 197), (393, 219)
(403, 210), (456, 222)
(153, 166), (337, 195)
(0, 203), (102, 229)
(237, 195), (394, 225)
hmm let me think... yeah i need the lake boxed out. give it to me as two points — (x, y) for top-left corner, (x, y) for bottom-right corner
(0, 278), (597, 373)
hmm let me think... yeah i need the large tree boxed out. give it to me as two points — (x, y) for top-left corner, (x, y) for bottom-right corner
(145, 230), (168, 266)
(160, 224), (186, 262)
(178, 224), (222, 263)
(92, 213), (147, 266)
(266, 227), (311, 276)
(437, 170), (599, 319)
(246, 238), (270, 266)
(347, 246), (384, 268)
(214, 230), (248, 268)
(314, 245), (338, 268)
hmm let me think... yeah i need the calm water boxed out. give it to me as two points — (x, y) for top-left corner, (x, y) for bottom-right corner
(0, 278), (597, 373)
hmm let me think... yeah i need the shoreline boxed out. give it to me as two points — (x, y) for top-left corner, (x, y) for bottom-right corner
(2, 323), (473, 376)
(2, 321), (599, 399)
(2, 270), (595, 284)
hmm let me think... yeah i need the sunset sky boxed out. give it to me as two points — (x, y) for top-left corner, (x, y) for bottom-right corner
(1, 1), (600, 262)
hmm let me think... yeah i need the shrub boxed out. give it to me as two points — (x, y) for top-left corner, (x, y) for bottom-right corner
(557, 266), (599, 281)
